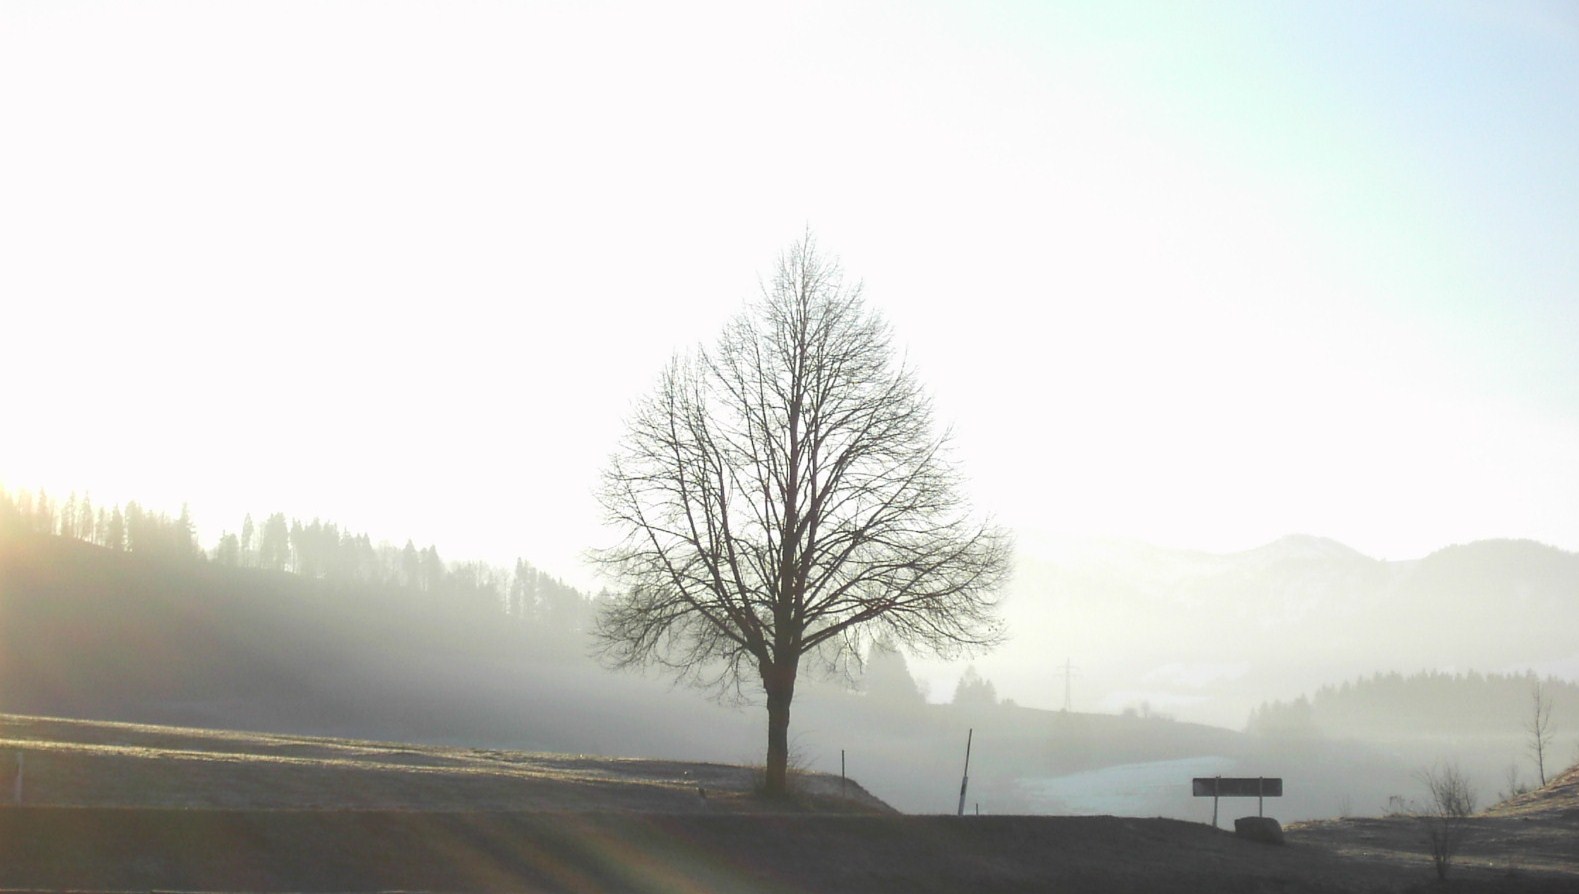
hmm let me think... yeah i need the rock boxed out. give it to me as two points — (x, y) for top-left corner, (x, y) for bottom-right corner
(1234, 816), (1285, 845)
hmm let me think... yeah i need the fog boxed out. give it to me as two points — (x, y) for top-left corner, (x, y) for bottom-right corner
(4, 1), (1579, 828)
(918, 534), (1579, 728)
(5, 497), (1576, 823)
(4, 2), (1578, 592)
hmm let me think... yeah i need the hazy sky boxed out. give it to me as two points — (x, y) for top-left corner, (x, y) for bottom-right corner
(5, 0), (1577, 589)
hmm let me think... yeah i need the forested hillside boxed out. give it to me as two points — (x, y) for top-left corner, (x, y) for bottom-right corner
(0, 487), (1284, 816)
(1249, 671), (1578, 738)
(7, 484), (1570, 820)
(0, 486), (589, 626)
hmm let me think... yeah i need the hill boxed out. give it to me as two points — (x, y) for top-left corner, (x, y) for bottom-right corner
(0, 526), (753, 755)
(982, 534), (1579, 728)
(0, 527), (1502, 821)
(10, 522), (1577, 821)
(0, 713), (890, 813)
(1289, 760), (1579, 887)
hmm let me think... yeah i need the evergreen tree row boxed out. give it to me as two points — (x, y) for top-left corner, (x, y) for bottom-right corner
(0, 485), (199, 559)
(0, 484), (590, 627)
(1247, 669), (1576, 738)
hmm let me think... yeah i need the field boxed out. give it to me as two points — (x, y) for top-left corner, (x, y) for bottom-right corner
(2, 714), (1577, 893)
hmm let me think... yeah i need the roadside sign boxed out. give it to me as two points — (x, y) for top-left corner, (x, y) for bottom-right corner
(1192, 776), (1282, 827)
(1192, 777), (1282, 798)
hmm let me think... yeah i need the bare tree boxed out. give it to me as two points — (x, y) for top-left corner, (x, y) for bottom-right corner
(1416, 762), (1477, 881)
(1528, 680), (1555, 787)
(593, 235), (1012, 796)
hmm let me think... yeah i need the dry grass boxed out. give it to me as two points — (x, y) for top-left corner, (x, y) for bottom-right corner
(1287, 760), (1579, 887)
(0, 712), (892, 814)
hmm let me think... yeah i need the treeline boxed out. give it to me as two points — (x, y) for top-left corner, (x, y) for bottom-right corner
(0, 485), (201, 559)
(1247, 669), (1577, 738)
(0, 485), (590, 627)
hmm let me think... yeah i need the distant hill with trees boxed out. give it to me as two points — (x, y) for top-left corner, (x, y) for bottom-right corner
(1248, 670), (1579, 739)
(7, 485), (1570, 820)
(0, 486), (588, 626)
(0, 486), (1292, 815)
(998, 534), (1579, 729)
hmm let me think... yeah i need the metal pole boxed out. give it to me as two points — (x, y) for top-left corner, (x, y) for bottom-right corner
(956, 729), (973, 816)
(1212, 775), (1220, 828)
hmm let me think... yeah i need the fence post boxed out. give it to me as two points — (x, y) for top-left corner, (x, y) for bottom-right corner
(956, 729), (973, 817)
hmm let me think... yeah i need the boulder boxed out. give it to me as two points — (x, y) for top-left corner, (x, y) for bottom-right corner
(1234, 816), (1284, 845)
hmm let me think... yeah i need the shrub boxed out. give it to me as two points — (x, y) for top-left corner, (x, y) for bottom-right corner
(1415, 763), (1477, 881)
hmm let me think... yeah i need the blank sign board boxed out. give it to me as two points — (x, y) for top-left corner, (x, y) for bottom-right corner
(1192, 777), (1282, 798)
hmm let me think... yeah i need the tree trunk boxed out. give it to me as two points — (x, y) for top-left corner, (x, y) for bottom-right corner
(762, 662), (798, 797)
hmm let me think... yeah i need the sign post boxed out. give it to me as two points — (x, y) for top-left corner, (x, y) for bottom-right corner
(1192, 776), (1282, 828)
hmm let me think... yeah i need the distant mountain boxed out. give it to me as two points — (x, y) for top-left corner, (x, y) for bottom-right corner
(1240, 534), (1369, 563)
(977, 535), (1579, 728)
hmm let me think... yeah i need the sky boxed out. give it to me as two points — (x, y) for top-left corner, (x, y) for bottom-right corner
(4, 0), (1578, 597)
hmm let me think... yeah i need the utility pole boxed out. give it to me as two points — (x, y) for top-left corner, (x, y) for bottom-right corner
(1057, 658), (1079, 712)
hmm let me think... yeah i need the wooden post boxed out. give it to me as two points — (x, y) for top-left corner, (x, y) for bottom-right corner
(956, 729), (973, 816)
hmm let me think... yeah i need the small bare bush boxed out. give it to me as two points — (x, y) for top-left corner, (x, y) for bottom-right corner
(1415, 763), (1477, 881)
(1498, 762), (1532, 803)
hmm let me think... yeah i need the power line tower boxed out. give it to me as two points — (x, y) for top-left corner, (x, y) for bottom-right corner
(1057, 658), (1079, 712)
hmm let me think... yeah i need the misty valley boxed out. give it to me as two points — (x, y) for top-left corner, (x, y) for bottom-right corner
(3, 486), (1574, 825)
(7, 1), (1577, 889)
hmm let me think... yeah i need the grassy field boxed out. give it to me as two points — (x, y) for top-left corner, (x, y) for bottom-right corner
(1, 713), (1577, 893)
(0, 713), (893, 813)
